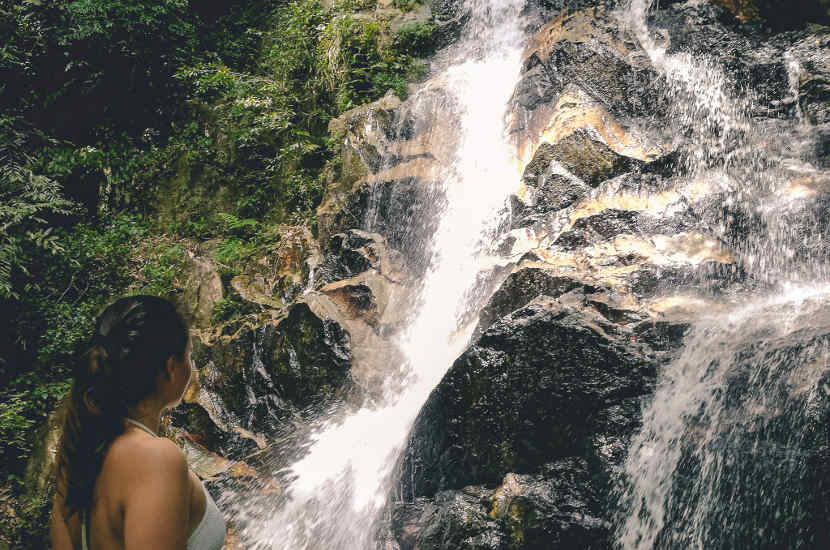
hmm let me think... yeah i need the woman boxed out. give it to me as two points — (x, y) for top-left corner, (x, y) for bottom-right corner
(50, 295), (226, 550)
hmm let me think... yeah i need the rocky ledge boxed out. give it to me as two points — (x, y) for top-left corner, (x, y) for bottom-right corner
(385, 1), (830, 548)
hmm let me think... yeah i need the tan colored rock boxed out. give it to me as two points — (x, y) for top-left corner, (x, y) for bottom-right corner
(783, 174), (830, 199)
(174, 253), (223, 330)
(517, 228), (734, 296)
(23, 405), (65, 504)
(231, 274), (281, 309)
(180, 435), (235, 481)
(513, 89), (668, 173)
(522, 7), (649, 71)
(568, 177), (713, 226)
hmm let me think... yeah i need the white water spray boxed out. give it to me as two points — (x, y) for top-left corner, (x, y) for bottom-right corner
(229, 0), (527, 547)
(616, 2), (830, 548)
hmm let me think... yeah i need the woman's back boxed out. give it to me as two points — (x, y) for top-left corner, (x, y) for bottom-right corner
(54, 424), (209, 550)
(49, 295), (226, 550)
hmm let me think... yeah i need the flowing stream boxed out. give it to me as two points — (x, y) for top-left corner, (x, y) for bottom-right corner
(616, 1), (830, 548)
(230, 0), (527, 547)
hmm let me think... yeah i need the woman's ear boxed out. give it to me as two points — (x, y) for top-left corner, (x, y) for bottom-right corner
(82, 388), (102, 415)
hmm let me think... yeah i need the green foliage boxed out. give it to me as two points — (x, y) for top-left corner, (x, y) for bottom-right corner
(217, 212), (259, 237)
(392, 0), (420, 12)
(213, 237), (258, 272)
(0, 1), (440, 544)
(320, 14), (425, 111)
(135, 240), (185, 296)
(0, 382), (69, 463)
(212, 292), (259, 323)
(166, 0), (427, 226)
(0, 119), (79, 299)
(393, 20), (440, 58)
(0, 212), (145, 486)
(39, 0), (197, 140)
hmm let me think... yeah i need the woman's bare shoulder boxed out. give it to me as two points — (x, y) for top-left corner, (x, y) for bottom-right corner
(105, 431), (187, 487)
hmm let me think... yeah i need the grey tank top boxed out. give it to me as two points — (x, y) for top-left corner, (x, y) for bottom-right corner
(81, 418), (226, 550)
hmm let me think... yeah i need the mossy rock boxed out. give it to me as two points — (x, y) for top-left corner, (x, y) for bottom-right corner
(271, 303), (352, 409)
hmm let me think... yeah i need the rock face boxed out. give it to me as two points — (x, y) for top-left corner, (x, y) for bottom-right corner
(386, 1), (830, 548)
(172, 302), (352, 456)
(392, 294), (684, 549)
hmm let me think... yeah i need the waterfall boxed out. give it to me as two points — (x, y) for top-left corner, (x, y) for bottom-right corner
(620, 0), (825, 283)
(616, 1), (830, 548)
(616, 284), (830, 549)
(227, 0), (527, 547)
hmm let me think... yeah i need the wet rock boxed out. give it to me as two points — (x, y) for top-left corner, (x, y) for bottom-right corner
(568, 209), (642, 239)
(815, 126), (830, 168)
(627, 261), (744, 298)
(512, 6), (665, 128)
(527, 171), (588, 212)
(488, 461), (609, 549)
(546, 129), (641, 187)
(510, 62), (563, 117)
(172, 253), (223, 330)
(635, 307), (830, 549)
(788, 33), (830, 125)
(391, 459), (612, 550)
(400, 295), (664, 500)
(181, 303), (351, 443)
(329, 93), (406, 176)
(392, 292), (687, 548)
(318, 230), (378, 284)
(551, 228), (591, 250)
(269, 303), (352, 410)
(719, 0), (830, 30)
(319, 93), (423, 244)
(317, 229), (408, 287)
(512, 145), (591, 227)
(475, 267), (597, 336)
(650, 3), (792, 111)
(391, 488), (507, 550)
(321, 281), (378, 321)
(324, 178), (442, 277)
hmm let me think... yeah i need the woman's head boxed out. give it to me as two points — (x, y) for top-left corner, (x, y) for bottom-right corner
(84, 295), (191, 412)
(57, 295), (190, 515)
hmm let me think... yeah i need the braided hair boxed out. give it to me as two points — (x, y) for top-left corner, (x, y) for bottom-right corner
(55, 295), (189, 516)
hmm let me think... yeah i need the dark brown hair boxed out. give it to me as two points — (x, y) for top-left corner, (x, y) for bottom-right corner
(55, 295), (188, 516)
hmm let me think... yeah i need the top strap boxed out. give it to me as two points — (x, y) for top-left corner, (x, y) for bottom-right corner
(81, 509), (89, 550)
(124, 417), (158, 437)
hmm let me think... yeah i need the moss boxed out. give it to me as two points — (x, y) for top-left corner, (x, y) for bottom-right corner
(212, 290), (260, 324)
(506, 500), (529, 549)
(393, 20), (440, 58)
(713, 0), (830, 29)
(269, 304), (350, 408)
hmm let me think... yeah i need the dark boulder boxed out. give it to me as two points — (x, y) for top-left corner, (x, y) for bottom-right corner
(545, 129), (641, 188)
(326, 178), (443, 277)
(488, 459), (609, 550)
(399, 295), (665, 500)
(392, 294), (687, 549)
(318, 231), (378, 284)
(269, 304), (351, 408)
(179, 303), (351, 441)
(475, 268), (598, 336)
(391, 488), (507, 550)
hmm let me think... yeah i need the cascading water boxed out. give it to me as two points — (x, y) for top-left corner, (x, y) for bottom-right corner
(617, 285), (830, 550)
(226, 0), (527, 547)
(616, 1), (830, 548)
